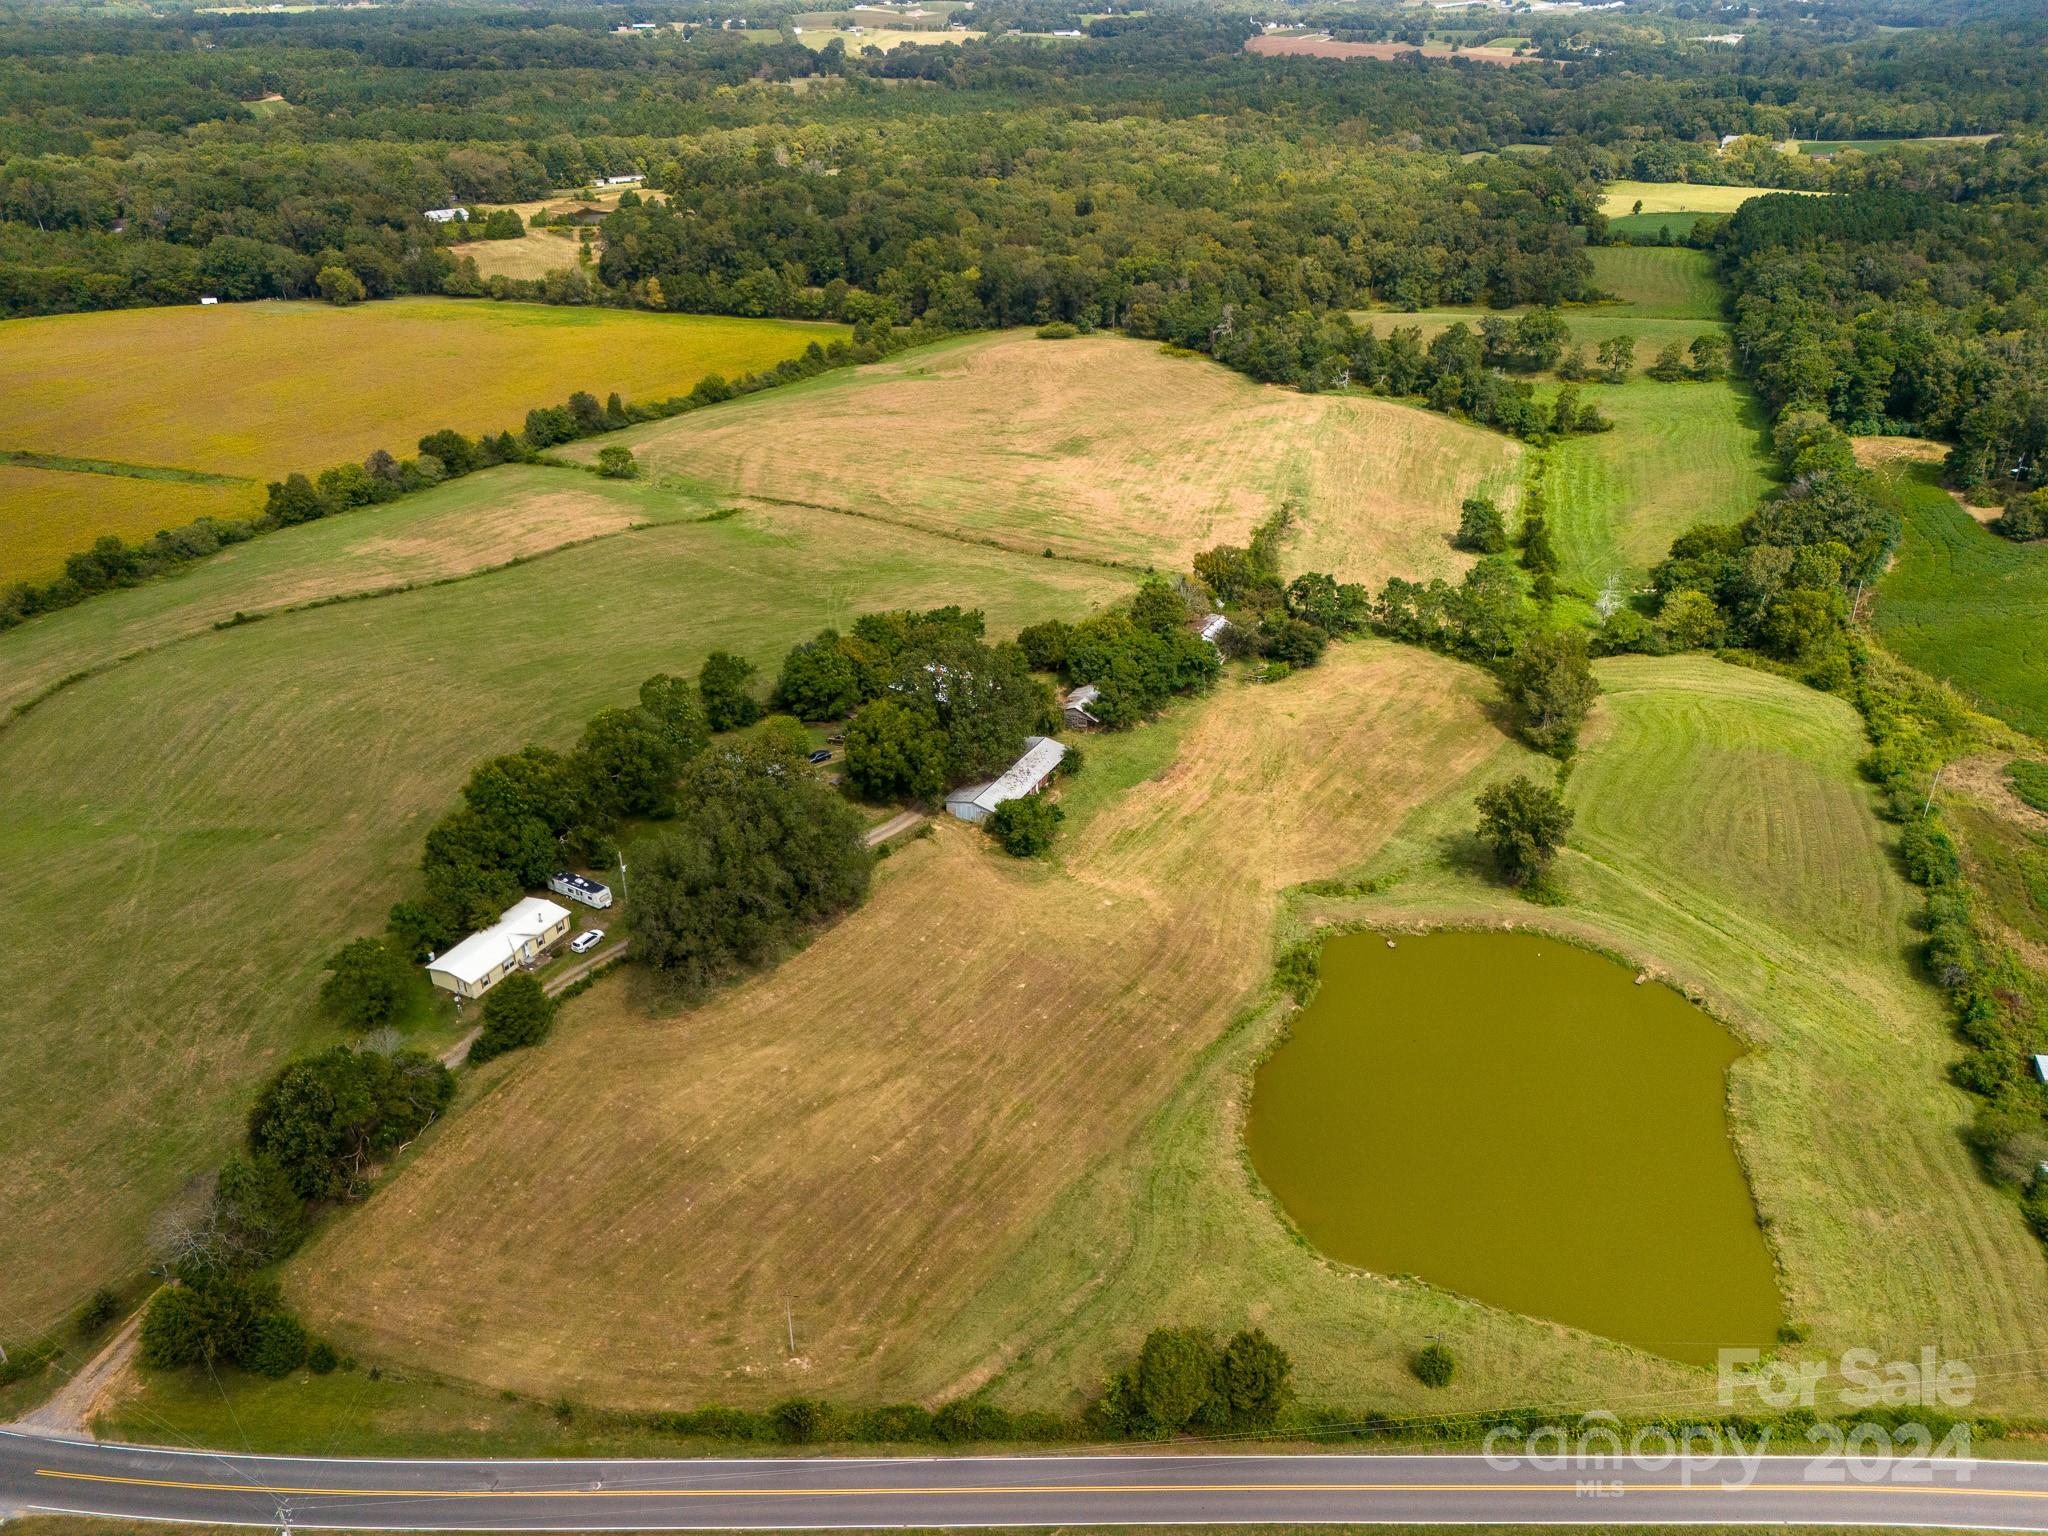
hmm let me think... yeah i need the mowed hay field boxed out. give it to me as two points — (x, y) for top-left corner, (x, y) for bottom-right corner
(0, 467), (695, 718)
(1253, 656), (2048, 1412)
(290, 650), (2048, 1418)
(1874, 464), (2048, 740)
(0, 301), (844, 580)
(0, 479), (1127, 1337)
(289, 640), (1682, 1412)
(0, 464), (262, 587)
(1599, 180), (1825, 218)
(1360, 250), (1768, 591)
(562, 331), (1525, 585)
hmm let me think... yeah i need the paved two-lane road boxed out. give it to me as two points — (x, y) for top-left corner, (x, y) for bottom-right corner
(6, 1430), (2047, 1530)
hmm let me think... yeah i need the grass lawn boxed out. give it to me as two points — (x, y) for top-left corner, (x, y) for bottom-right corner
(1872, 464), (2048, 740)
(1538, 375), (1773, 596)
(448, 228), (591, 282)
(560, 331), (1524, 588)
(1585, 246), (1724, 318)
(0, 471), (1129, 1342)
(0, 300), (844, 579)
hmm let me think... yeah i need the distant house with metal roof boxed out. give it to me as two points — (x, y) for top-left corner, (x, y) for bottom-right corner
(426, 897), (572, 1001)
(422, 206), (469, 224)
(945, 735), (1068, 824)
(1061, 684), (1101, 729)
(1198, 613), (1233, 647)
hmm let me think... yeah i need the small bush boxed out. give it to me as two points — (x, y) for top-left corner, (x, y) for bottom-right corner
(469, 973), (555, 1065)
(772, 1396), (828, 1443)
(987, 793), (1063, 857)
(596, 445), (639, 480)
(1413, 1342), (1456, 1388)
(77, 1287), (121, 1337)
(1035, 321), (1079, 339)
(307, 1339), (340, 1374)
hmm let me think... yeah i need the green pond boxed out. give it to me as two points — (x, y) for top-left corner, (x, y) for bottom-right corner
(1246, 930), (1782, 1365)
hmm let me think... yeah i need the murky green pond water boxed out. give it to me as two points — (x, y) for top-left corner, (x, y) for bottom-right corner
(1246, 930), (1782, 1365)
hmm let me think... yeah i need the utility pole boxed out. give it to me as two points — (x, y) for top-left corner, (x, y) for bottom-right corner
(786, 1301), (796, 1356)
(1923, 764), (1944, 817)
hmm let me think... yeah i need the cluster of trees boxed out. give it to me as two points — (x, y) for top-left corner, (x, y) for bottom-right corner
(1205, 310), (1613, 443)
(141, 1043), (454, 1375)
(838, 612), (1055, 804)
(1016, 579), (1221, 727)
(626, 730), (873, 993)
(0, 515), (262, 632)
(1372, 558), (1598, 757)
(1596, 413), (1899, 688)
(1091, 1326), (1294, 1438)
(1714, 155), (2048, 516)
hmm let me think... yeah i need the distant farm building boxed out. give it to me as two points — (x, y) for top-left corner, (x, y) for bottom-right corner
(549, 871), (614, 909)
(1061, 684), (1101, 729)
(423, 207), (469, 224)
(198, 295), (219, 306)
(427, 897), (572, 1001)
(1198, 613), (1233, 647)
(600, 173), (645, 185)
(945, 735), (1069, 824)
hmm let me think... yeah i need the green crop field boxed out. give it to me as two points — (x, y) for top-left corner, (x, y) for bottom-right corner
(0, 464), (1128, 1338)
(0, 300), (845, 583)
(1873, 466), (2048, 740)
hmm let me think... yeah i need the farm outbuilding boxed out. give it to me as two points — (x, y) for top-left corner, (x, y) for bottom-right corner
(945, 735), (1069, 824)
(423, 207), (469, 224)
(1198, 613), (1233, 647)
(427, 896), (572, 1001)
(549, 871), (613, 909)
(1061, 684), (1101, 729)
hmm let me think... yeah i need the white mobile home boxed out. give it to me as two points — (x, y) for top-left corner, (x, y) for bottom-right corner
(427, 896), (572, 1001)
(422, 206), (469, 224)
(549, 870), (614, 909)
(945, 735), (1069, 824)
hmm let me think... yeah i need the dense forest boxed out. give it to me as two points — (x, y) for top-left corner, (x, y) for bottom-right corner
(1716, 167), (2048, 519)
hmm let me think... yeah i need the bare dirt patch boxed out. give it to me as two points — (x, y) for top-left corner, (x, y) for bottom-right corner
(1852, 435), (1998, 521)
(288, 642), (1510, 1406)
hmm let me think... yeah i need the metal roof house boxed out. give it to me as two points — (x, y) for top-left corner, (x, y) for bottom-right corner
(427, 896), (572, 1001)
(945, 735), (1069, 824)
(1198, 613), (1233, 647)
(423, 207), (469, 223)
(548, 871), (613, 909)
(1061, 684), (1101, 729)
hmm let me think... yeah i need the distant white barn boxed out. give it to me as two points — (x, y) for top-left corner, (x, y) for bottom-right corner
(945, 735), (1068, 824)
(427, 897), (571, 1001)
(423, 206), (469, 224)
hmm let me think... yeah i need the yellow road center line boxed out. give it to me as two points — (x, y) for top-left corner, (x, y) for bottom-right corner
(35, 1470), (2037, 1501)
